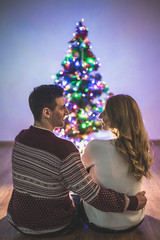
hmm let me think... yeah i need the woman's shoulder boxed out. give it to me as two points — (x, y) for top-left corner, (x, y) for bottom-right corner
(87, 139), (115, 150)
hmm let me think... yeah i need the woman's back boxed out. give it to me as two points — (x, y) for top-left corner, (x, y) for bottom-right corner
(82, 139), (145, 230)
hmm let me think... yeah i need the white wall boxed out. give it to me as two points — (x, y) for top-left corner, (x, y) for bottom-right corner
(1, 0), (160, 141)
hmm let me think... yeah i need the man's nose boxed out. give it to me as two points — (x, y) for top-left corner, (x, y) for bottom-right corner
(65, 107), (69, 115)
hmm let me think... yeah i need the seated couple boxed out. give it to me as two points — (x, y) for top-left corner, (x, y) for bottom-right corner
(7, 84), (153, 237)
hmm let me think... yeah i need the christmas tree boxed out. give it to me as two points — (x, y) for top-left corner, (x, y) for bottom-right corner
(53, 19), (112, 151)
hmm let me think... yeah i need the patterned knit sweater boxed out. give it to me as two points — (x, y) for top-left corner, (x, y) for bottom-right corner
(7, 126), (137, 236)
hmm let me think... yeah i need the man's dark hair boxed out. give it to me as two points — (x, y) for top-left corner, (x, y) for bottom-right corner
(29, 84), (64, 121)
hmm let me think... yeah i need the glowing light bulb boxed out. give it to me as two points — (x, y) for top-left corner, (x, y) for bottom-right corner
(88, 58), (94, 64)
(84, 88), (89, 92)
(51, 75), (56, 79)
(63, 80), (67, 85)
(73, 104), (77, 110)
(66, 102), (69, 107)
(75, 61), (80, 66)
(68, 116), (72, 122)
(65, 84), (70, 91)
(81, 123), (87, 129)
(66, 53), (71, 58)
(73, 87), (78, 91)
(71, 113), (75, 117)
(84, 135), (88, 140)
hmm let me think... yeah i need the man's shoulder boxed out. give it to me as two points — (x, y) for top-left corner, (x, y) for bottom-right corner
(45, 135), (79, 160)
(15, 126), (79, 159)
(54, 135), (78, 152)
(15, 128), (30, 141)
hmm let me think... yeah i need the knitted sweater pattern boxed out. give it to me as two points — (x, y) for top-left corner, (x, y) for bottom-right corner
(8, 126), (128, 235)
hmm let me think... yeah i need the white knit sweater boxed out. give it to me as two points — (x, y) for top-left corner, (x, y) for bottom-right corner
(82, 139), (145, 230)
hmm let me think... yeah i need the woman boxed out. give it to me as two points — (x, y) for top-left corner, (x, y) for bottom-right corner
(81, 94), (153, 232)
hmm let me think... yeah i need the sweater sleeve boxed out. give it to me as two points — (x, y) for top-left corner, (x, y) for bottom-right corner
(60, 151), (137, 213)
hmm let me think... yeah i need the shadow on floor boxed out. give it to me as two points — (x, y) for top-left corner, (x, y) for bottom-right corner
(0, 214), (160, 240)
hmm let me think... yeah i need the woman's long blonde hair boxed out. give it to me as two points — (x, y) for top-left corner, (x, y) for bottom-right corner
(105, 94), (153, 181)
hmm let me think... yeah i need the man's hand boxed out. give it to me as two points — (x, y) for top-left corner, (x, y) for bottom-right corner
(135, 191), (147, 210)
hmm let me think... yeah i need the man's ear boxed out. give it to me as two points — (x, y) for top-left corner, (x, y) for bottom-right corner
(42, 108), (51, 119)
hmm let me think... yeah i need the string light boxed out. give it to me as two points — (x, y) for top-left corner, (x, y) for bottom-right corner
(73, 104), (78, 110)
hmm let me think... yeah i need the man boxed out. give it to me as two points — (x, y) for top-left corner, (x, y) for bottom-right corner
(7, 85), (147, 237)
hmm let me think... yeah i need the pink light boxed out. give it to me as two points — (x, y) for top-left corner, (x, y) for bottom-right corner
(100, 83), (104, 88)
(73, 104), (78, 110)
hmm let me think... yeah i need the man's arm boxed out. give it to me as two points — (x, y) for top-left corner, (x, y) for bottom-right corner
(60, 151), (146, 212)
